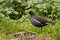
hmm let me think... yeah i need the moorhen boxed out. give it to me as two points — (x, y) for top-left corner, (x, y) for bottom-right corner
(29, 11), (51, 32)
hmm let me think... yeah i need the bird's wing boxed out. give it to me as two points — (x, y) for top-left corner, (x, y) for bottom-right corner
(35, 16), (49, 24)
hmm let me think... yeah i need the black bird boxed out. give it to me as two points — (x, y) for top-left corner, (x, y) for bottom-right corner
(29, 11), (51, 32)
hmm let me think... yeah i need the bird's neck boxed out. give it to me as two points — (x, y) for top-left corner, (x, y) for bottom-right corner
(30, 14), (35, 18)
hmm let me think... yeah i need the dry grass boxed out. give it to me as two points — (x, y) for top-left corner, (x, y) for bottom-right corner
(0, 31), (55, 40)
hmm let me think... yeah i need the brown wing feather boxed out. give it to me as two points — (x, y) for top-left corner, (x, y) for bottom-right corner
(35, 16), (48, 24)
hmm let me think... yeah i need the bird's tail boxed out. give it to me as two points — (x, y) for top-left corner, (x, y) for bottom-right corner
(46, 22), (52, 25)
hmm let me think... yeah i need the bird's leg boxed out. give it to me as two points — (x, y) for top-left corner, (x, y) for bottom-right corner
(40, 27), (43, 33)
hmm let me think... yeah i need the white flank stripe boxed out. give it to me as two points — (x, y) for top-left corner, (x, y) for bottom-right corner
(33, 19), (41, 24)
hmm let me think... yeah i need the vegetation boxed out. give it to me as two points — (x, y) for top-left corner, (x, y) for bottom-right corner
(0, 0), (60, 40)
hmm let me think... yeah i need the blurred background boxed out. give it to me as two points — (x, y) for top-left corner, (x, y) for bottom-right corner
(0, 0), (60, 40)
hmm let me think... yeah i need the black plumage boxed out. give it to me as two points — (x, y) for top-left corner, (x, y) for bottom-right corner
(29, 11), (51, 32)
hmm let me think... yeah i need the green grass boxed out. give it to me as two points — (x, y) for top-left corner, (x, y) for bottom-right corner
(0, 19), (60, 40)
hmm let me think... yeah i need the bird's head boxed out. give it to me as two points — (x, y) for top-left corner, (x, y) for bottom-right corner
(29, 11), (35, 15)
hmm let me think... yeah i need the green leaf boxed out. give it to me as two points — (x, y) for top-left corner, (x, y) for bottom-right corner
(15, 0), (21, 3)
